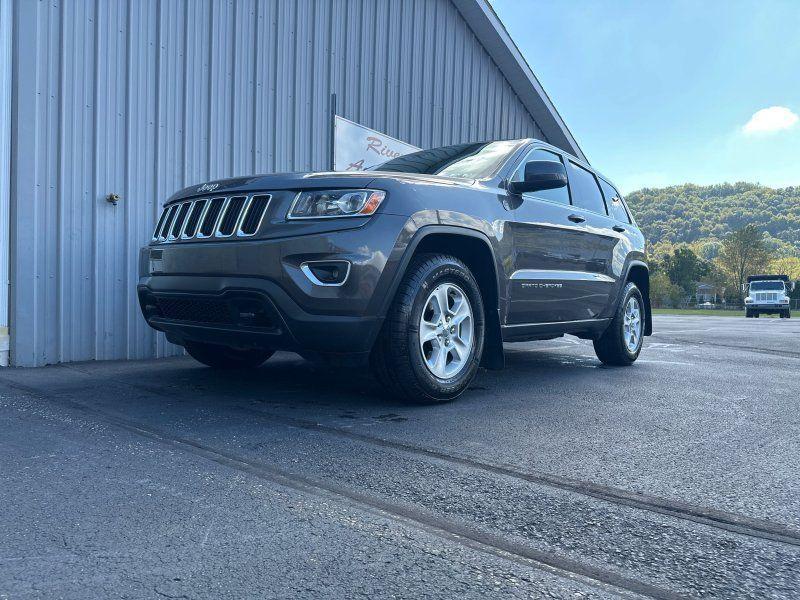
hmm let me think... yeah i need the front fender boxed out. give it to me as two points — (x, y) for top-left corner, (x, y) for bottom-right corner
(371, 223), (506, 369)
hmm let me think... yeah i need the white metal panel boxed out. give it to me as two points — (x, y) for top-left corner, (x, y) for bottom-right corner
(10, 0), (550, 366)
(0, 0), (10, 365)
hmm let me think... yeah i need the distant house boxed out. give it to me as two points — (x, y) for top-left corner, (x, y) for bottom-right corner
(696, 283), (723, 303)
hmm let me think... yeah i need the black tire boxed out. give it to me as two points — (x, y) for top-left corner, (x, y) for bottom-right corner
(371, 254), (485, 403)
(185, 341), (274, 369)
(593, 282), (645, 366)
(745, 310), (752, 318)
(754, 312), (760, 318)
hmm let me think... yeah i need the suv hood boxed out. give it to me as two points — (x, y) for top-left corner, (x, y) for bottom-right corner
(166, 171), (475, 204)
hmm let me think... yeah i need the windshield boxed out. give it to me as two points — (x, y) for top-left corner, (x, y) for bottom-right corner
(370, 140), (523, 179)
(750, 281), (785, 291)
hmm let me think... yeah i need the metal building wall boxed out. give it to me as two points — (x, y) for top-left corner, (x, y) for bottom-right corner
(9, 0), (546, 367)
(0, 0), (11, 366)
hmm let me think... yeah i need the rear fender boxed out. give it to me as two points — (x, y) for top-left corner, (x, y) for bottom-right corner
(622, 260), (652, 336)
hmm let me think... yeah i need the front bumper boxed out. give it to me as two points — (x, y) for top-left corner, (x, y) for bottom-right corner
(138, 276), (382, 356)
(747, 304), (789, 312)
(137, 214), (411, 357)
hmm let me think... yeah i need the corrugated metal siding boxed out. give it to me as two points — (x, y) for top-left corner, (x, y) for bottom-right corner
(10, 0), (545, 367)
(0, 0), (11, 335)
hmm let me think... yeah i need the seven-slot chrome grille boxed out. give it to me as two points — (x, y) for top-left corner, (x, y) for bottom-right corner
(152, 194), (271, 242)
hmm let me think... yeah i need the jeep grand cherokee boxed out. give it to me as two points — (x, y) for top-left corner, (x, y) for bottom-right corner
(138, 139), (651, 402)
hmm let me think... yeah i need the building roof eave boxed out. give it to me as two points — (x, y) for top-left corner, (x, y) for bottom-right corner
(452, 0), (587, 163)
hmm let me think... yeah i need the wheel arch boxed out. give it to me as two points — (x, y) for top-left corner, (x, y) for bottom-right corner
(381, 226), (505, 369)
(625, 261), (652, 335)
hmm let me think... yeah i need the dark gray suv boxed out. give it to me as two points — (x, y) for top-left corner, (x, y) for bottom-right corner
(138, 139), (651, 402)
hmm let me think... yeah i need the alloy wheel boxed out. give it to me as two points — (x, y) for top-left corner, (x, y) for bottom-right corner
(623, 296), (642, 353)
(418, 283), (474, 378)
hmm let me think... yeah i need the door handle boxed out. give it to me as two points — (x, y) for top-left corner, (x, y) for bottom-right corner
(612, 225), (626, 233)
(567, 214), (585, 223)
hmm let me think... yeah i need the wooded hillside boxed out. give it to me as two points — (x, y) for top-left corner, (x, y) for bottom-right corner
(625, 183), (800, 257)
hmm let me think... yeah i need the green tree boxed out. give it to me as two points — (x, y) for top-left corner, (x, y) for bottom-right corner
(768, 256), (800, 281)
(650, 271), (685, 308)
(661, 247), (710, 294)
(716, 225), (771, 300)
(769, 257), (800, 301)
(695, 239), (721, 261)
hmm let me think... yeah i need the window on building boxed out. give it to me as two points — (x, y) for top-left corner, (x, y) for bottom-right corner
(567, 161), (607, 215)
(598, 179), (631, 223)
(511, 147), (570, 205)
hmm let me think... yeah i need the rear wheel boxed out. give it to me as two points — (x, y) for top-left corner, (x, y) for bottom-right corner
(371, 254), (485, 403)
(185, 341), (274, 369)
(593, 282), (644, 366)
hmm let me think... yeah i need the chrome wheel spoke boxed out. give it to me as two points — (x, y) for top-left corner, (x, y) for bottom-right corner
(420, 320), (439, 343)
(451, 300), (471, 326)
(434, 286), (451, 319)
(451, 336), (469, 360)
(433, 343), (448, 374)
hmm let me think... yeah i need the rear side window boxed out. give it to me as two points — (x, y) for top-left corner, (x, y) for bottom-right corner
(567, 161), (607, 215)
(598, 179), (631, 224)
(511, 148), (570, 205)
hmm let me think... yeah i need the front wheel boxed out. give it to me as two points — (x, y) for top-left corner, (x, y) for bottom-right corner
(593, 282), (644, 366)
(185, 341), (274, 369)
(371, 254), (485, 403)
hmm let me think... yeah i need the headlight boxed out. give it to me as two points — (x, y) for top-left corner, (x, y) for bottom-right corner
(781, 298), (790, 303)
(287, 189), (385, 219)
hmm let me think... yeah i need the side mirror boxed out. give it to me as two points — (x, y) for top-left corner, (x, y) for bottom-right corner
(508, 160), (568, 194)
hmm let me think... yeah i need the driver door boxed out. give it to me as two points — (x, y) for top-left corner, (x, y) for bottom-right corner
(506, 147), (617, 324)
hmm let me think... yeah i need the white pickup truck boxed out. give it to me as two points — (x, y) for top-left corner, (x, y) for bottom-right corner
(744, 275), (793, 318)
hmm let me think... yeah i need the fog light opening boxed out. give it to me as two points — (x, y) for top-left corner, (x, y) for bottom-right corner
(300, 261), (351, 287)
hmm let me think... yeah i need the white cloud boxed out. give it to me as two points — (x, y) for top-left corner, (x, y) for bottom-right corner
(742, 106), (798, 135)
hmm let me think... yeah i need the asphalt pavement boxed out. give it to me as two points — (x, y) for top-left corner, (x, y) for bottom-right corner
(1, 314), (798, 599)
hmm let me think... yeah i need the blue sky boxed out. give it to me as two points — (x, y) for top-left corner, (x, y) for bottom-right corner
(491, 0), (800, 193)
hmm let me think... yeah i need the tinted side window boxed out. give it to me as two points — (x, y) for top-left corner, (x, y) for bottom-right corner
(512, 148), (570, 205)
(567, 161), (607, 215)
(599, 179), (631, 223)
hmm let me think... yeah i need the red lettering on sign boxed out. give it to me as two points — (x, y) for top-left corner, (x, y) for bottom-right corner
(366, 136), (382, 155)
(365, 136), (402, 159)
(347, 159), (366, 171)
